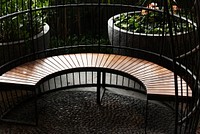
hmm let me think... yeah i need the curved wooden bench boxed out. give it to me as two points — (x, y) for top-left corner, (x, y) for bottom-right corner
(0, 53), (192, 99)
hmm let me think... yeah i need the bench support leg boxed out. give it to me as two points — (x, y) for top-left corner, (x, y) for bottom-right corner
(100, 72), (106, 103)
(97, 71), (101, 105)
(145, 98), (149, 134)
(98, 87), (106, 105)
(97, 71), (106, 105)
(102, 72), (106, 88)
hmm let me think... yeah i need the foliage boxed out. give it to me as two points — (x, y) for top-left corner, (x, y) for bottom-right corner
(172, 0), (195, 10)
(0, 0), (49, 42)
(50, 34), (110, 48)
(114, 7), (193, 34)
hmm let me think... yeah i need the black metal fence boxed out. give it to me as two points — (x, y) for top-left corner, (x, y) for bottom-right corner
(0, 0), (200, 133)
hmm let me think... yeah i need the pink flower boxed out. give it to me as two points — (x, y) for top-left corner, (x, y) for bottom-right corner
(141, 2), (159, 15)
(147, 2), (159, 10)
(172, 5), (180, 13)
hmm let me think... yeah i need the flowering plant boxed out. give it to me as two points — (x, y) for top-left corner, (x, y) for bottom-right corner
(114, 2), (192, 34)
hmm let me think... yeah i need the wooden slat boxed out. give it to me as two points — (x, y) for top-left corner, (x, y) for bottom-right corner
(99, 54), (110, 67)
(25, 60), (56, 74)
(116, 56), (136, 71)
(130, 62), (160, 76)
(0, 53), (192, 98)
(110, 55), (127, 69)
(81, 53), (88, 67)
(75, 54), (84, 67)
(36, 59), (59, 72)
(64, 55), (77, 68)
(0, 76), (36, 85)
(46, 57), (65, 70)
(41, 58), (60, 71)
(147, 90), (192, 97)
(103, 54), (116, 68)
(91, 53), (98, 67)
(69, 54), (80, 67)
(52, 56), (69, 70)
(59, 55), (73, 68)
(86, 53), (92, 67)
(119, 58), (143, 72)
(107, 55), (122, 68)
(2, 72), (40, 82)
(95, 53), (104, 67)
(6, 67), (45, 79)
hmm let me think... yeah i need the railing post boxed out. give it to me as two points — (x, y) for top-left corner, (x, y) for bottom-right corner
(145, 97), (149, 134)
(164, 0), (179, 132)
(34, 87), (38, 126)
(97, 71), (106, 105)
(102, 71), (106, 88)
(97, 70), (101, 105)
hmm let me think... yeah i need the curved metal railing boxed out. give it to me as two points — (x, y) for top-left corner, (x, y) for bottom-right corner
(0, 1), (199, 133)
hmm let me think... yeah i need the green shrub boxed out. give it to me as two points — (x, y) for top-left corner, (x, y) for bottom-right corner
(0, 0), (49, 42)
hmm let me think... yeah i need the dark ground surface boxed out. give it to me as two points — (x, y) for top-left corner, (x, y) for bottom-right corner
(0, 88), (180, 134)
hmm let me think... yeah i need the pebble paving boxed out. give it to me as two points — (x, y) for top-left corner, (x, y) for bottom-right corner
(0, 90), (175, 134)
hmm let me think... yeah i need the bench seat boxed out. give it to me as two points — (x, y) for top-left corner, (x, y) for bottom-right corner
(0, 53), (192, 97)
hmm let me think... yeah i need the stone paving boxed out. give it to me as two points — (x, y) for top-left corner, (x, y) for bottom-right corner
(0, 87), (176, 134)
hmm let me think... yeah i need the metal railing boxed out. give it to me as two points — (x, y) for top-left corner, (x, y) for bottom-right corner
(0, 0), (200, 133)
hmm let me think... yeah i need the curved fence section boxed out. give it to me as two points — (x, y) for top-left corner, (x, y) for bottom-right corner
(0, 0), (200, 133)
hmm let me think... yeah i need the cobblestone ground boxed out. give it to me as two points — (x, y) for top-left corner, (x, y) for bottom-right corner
(0, 90), (175, 134)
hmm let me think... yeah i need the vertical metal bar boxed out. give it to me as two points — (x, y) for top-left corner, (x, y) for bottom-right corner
(98, 0), (101, 52)
(0, 90), (6, 114)
(16, 0), (21, 58)
(9, 89), (15, 106)
(0, 104), (3, 116)
(34, 87), (38, 126)
(25, 87), (29, 97)
(192, 101), (200, 133)
(164, 0), (179, 132)
(110, 73), (112, 84)
(145, 98), (148, 134)
(53, 77), (57, 89)
(79, 71), (81, 85)
(116, 74), (118, 85)
(102, 71), (106, 87)
(47, 79), (51, 91)
(41, 0), (46, 52)
(5, 90), (11, 107)
(0, 0), (5, 64)
(42, 83), (45, 93)
(20, 88), (24, 101)
(29, 0), (36, 57)
(55, 1), (59, 48)
(127, 77), (130, 88)
(33, 0), (39, 56)
(92, 71), (94, 84)
(97, 70), (101, 104)
(72, 72), (75, 85)
(64, 5), (68, 46)
(122, 76), (125, 87)
(66, 73), (69, 86)
(14, 88), (19, 104)
(5, 0), (11, 61)
(60, 75), (63, 88)
(85, 71), (87, 85)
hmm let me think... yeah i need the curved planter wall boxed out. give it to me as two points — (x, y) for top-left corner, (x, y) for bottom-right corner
(0, 23), (50, 64)
(108, 12), (197, 58)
